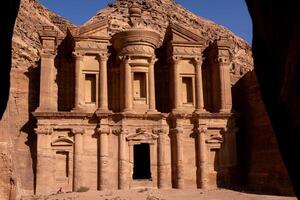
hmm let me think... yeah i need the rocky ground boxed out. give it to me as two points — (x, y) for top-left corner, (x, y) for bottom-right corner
(21, 189), (296, 200)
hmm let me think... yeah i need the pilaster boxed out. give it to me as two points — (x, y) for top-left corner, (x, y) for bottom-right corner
(171, 56), (182, 112)
(193, 57), (207, 113)
(196, 125), (208, 189)
(72, 128), (85, 191)
(35, 127), (54, 195)
(37, 26), (58, 112)
(147, 57), (158, 113)
(72, 52), (85, 111)
(97, 53), (110, 113)
(97, 126), (110, 190)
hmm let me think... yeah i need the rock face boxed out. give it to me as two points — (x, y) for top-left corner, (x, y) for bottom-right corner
(0, 0), (292, 198)
(0, 0), (74, 198)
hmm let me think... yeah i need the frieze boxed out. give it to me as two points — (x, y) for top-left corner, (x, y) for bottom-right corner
(171, 46), (202, 56)
(120, 45), (155, 56)
(75, 41), (107, 51)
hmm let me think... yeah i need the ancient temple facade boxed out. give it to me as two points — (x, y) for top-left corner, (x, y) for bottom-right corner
(33, 3), (237, 195)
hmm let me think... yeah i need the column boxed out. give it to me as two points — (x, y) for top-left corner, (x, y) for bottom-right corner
(35, 127), (53, 195)
(38, 53), (57, 112)
(174, 127), (184, 188)
(73, 128), (84, 191)
(123, 57), (133, 112)
(197, 126), (208, 189)
(194, 57), (206, 113)
(155, 128), (168, 188)
(118, 129), (128, 189)
(73, 52), (85, 111)
(171, 56), (182, 112)
(218, 57), (232, 113)
(98, 127), (110, 190)
(148, 57), (157, 113)
(38, 26), (57, 112)
(97, 54), (109, 112)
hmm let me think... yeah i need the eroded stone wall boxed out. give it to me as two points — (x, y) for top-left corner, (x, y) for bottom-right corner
(233, 71), (294, 195)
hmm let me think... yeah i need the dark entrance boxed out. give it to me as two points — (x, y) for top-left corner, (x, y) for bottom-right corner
(133, 143), (151, 179)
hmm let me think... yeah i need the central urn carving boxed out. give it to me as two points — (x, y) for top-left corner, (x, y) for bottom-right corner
(112, 3), (161, 56)
(111, 3), (161, 113)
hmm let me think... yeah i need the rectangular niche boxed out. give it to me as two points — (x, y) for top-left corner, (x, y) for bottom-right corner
(182, 77), (194, 104)
(85, 74), (96, 103)
(55, 151), (69, 179)
(133, 72), (147, 99)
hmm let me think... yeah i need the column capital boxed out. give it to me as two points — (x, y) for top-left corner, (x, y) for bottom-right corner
(72, 127), (85, 135)
(170, 55), (181, 65)
(97, 127), (110, 135)
(197, 125), (208, 134)
(35, 127), (53, 135)
(152, 128), (168, 135)
(170, 127), (184, 135)
(40, 50), (56, 59)
(112, 128), (129, 135)
(149, 56), (158, 65)
(119, 55), (131, 63)
(192, 57), (203, 66)
(97, 53), (110, 62)
(216, 56), (231, 65)
(72, 51), (84, 60)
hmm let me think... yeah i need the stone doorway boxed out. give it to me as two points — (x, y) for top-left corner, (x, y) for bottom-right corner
(133, 143), (151, 180)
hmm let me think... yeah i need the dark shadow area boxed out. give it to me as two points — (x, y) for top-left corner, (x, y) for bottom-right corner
(56, 32), (75, 111)
(155, 47), (171, 113)
(0, 0), (21, 119)
(231, 70), (294, 196)
(21, 64), (40, 193)
(246, 0), (300, 198)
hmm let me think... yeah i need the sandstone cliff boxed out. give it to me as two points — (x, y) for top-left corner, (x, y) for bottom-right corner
(2, 0), (287, 199)
(0, 0), (73, 199)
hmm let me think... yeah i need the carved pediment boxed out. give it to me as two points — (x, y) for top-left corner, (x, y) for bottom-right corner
(52, 136), (74, 146)
(168, 23), (205, 44)
(70, 19), (108, 37)
(205, 132), (223, 149)
(126, 128), (158, 142)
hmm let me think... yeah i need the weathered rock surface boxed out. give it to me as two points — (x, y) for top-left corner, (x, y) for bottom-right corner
(0, 0), (292, 198)
(0, 0), (73, 199)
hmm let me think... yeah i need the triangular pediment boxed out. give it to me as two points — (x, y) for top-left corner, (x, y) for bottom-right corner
(126, 128), (158, 141)
(78, 19), (108, 37)
(169, 23), (205, 44)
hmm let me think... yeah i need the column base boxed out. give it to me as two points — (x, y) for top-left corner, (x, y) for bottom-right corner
(193, 109), (209, 114)
(219, 109), (232, 113)
(96, 108), (112, 114)
(71, 106), (85, 112)
(171, 108), (185, 115)
(122, 109), (136, 114)
(146, 109), (160, 114)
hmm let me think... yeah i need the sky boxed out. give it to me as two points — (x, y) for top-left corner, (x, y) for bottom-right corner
(38, 0), (252, 43)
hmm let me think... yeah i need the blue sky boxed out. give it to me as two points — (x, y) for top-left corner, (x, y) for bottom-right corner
(39, 0), (252, 43)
